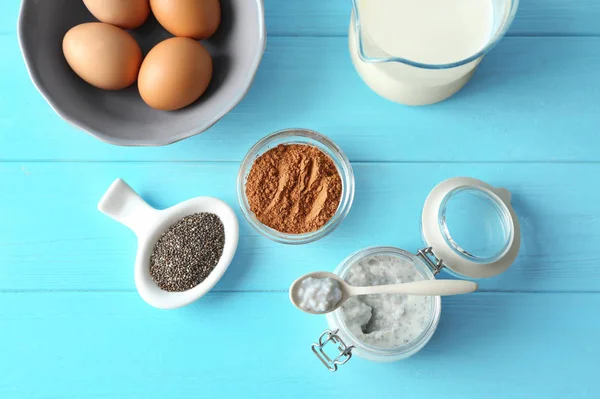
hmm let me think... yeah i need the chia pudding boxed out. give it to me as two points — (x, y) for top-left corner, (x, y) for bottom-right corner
(296, 277), (343, 313)
(339, 254), (433, 349)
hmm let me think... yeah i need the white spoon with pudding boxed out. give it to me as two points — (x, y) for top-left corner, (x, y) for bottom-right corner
(290, 271), (478, 315)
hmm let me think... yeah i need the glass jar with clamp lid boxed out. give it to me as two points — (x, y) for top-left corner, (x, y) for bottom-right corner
(309, 177), (521, 371)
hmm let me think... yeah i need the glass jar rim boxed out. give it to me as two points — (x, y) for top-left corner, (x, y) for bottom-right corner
(237, 128), (355, 245)
(329, 246), (442, 357)
(438, 186), (514, 265)
(421, 177), (520, 279)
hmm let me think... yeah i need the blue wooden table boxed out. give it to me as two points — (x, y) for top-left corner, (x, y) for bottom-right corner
(2, 1), (600, 398)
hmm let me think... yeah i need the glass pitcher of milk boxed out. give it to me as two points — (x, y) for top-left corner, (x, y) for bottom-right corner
(349, 0), (519, 105)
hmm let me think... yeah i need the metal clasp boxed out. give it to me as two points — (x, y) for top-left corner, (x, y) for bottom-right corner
(312, 329), (354, 372)
(417, 247), (444, 275)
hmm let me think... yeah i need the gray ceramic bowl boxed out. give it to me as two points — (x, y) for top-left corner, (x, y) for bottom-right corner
(18, 0), (266, 146)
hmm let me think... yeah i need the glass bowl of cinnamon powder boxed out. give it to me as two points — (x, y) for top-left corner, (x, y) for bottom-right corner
(237, 128), (355, 244)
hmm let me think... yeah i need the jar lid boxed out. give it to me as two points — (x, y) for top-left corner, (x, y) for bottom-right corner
(421, 177), (520, 279)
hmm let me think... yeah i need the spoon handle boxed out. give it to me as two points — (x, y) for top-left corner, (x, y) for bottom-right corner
(98, 178), (159, 237)
(351, 280), (478, 297)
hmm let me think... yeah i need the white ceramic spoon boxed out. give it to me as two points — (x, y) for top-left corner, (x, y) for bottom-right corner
(98, 178), (239, 309)
(290, 271), (478, 315)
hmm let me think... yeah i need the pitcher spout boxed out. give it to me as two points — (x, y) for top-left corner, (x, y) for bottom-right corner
(349, 0), (519, 105)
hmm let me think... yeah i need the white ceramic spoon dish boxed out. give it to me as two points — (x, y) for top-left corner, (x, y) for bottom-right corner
(98, 178), (239, 309)
(290, 271), (478, 315)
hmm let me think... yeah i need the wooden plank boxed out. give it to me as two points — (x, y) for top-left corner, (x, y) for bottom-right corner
(265, 0), (600, 36)
(3, 36), (600, 162)
(0, 291), (598, 398)
(1, 162), (598, 293)
(5, 1), (600, 36)
(0, 1), (19, 35)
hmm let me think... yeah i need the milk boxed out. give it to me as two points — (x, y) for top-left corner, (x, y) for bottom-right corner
(349, 0), (498, 105)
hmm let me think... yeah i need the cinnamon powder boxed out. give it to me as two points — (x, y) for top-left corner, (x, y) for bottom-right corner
(245, 144), (343, 234)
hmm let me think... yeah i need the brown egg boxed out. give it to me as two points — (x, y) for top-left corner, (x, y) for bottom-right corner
(150, 0), (221, 39)
(138, 37), (213, 111)
(83, 0), (150, 29)
(63, 23), (142, 90)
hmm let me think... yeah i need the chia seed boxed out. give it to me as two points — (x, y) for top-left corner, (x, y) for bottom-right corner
(150, 213), (225, 292)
